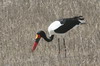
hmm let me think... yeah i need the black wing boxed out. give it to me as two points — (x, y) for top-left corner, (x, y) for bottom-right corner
(54, 18), (76, 33)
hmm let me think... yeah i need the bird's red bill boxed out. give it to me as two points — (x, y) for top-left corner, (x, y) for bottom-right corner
(32, 42), (38, 51)
(32, 34), (41, 52)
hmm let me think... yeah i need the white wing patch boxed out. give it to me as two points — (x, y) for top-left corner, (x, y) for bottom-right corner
(48, 21), (63, 36)
(79, 20), (85, 23)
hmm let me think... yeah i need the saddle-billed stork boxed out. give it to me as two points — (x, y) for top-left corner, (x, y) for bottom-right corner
(32, 16), (86, 51)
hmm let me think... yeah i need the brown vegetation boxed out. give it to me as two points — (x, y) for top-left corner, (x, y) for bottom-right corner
(0, 0), (100, 66)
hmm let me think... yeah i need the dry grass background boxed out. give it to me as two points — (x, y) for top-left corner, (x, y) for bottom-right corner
(0, 0), (100, 66)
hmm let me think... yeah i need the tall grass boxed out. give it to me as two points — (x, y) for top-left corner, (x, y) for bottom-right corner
(0, 0), (100, 66)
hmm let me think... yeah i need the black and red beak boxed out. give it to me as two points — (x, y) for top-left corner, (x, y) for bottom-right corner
(32, 34), (41, 52)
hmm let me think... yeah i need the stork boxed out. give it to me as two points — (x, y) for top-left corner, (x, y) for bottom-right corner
(32, 16), (86, 51)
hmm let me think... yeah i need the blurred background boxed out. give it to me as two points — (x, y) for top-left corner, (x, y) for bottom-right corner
(0, 0), (100, 66)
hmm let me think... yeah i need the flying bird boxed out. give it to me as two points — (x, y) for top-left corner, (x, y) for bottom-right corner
(32, 16), (86, 51)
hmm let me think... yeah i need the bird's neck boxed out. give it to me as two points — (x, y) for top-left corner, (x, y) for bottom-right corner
(42, 32), (54, 42)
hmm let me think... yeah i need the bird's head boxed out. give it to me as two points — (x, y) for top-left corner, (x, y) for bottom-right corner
(32, 30), (45, 51)
(74, 16), (86, 25)
(36, 30), (46, 37)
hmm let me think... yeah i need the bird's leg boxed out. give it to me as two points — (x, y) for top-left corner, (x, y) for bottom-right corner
(63, 38), (66, 58)
(58, 38), (60, 54)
